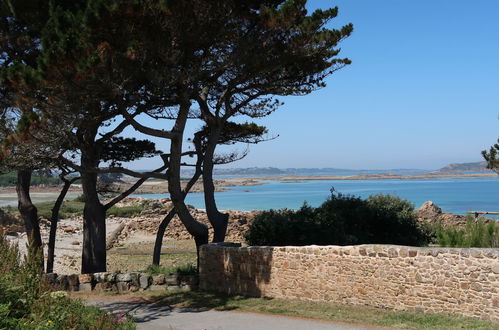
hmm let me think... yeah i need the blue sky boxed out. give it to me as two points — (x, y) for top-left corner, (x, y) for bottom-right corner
(125, 0), (499, 170)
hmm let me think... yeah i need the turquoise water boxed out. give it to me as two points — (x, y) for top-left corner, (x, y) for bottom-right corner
(136, 178), (499, 215)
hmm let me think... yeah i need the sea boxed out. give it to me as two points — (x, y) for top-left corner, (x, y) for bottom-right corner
(136, 177), (499, 216)
(1, 177), (498, 216)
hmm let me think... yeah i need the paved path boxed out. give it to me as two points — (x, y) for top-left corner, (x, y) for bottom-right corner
(89, 300), (378, 330)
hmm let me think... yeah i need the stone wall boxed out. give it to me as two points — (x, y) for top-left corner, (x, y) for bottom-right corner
(44, 272), (198, 292)
(199, 244), (499, 321)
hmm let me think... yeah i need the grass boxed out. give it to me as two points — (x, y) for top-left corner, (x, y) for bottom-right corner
(2, 199), (147, 219)
(77, 290), (499, 330)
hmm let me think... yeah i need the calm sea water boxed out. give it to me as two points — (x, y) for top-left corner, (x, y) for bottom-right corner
(136, 178), (499, 215)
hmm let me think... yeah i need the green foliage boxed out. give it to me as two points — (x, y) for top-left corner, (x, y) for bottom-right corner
(434, 216), (499, 248)
(0, 232), (136, 329)
(106, 204), (144, 218)
(245, 192), (431, 247)
(0, 172), (61, 186)
(482, 138), (499, 173)
(144, 263), (197, 276)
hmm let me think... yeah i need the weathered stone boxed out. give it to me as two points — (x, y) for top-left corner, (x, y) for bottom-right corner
(130, 273), (140, 287)
(67, 274), (79, 291)
(150, 285), (166, 291)
(44, 273), (58, 284)
(165, 274), (179, 285)
(79, 283), (92, 291)
(152, 274), (166, 285)
(199, 244), (499, 322)
(116, 273), (132, 282)
(139, 274), (151, 289)
(56, 274), (68, 290)
(116, 282), (130, 292)
(93, 272), (108, 283)
(167, 285), (182, 291)
(78, 274), (93, 284)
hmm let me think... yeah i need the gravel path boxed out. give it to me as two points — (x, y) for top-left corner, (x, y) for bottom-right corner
(88, 300), (378, 330)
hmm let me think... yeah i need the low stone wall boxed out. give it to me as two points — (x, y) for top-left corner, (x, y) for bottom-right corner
(44, 272), (198, 292)
(199, 244), (499, 321)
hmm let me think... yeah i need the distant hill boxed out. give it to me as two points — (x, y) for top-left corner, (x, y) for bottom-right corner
(214, 167), (286, 175)
(433, 161), (491, 173)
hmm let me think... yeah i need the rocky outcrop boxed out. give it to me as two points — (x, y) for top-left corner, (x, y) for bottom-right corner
(415, 201), (493, 226)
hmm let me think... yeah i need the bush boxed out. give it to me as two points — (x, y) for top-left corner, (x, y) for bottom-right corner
(245, 192), (431, 247)
(0, 231), (136, 329)
(434, 216), (499, 248)
(107, 205), (144, 217)
(144, 263), (197, 276)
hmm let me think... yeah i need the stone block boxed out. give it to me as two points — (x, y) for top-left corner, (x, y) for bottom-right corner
(116, 282), (130, 292)
(68, 274), (79, 291)
(167, 285), (182, 291)
(79, 274), (93, 284)
(491, 263), (499, 274)
(105, 273), (117, 283)
(150, 285), (166, 291)
(79, 283), (92, 291)
(130, 273), (140, 287)
(116, 273), (132, 282)
(165, 274), (179, 285)
(56, 274), (68, 290)
(139, 274), (151, 289)
(94, 272), (108, 283)
(44, 273), (58, 285)
(152, 274), (166, 285)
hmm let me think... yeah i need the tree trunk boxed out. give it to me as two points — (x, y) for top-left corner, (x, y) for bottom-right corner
(46, 176), (76, 273)
(203, 126), (229, 243)
(16, 169), (43, 269)
(152, 209), (176, 266)
(167, 100), (208, 253)
(78, 124), (107, 274)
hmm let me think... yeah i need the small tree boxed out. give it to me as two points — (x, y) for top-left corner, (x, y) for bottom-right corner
(482, 139), (499, 173)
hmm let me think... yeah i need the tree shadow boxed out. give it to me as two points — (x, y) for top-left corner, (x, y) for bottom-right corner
(199, 244), (274, 298)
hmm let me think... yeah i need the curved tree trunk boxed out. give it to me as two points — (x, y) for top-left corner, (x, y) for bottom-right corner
(46, 176), (77, 273)
(16, 169), (43, 269)
(203, 126), (229, 243)
(152, 209), (176, 266)
(167, 100), (208, 256)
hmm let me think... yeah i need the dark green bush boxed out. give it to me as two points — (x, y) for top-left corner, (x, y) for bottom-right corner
(245, 193), (431, 247)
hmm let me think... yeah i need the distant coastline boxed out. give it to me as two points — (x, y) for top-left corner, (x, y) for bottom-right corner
(250, 172), (497, 182)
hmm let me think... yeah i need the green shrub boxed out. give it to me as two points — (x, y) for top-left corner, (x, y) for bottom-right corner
(434, 216), (499, 248)
(107, 205), (144, 217)
(144, 263), (197, 276)
(0, 231), (136, 329)
(245, 192), (431, 247)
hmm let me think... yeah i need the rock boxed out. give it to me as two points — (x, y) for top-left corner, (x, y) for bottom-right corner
(94, 272), (108, 283)
(62, 225), (76, 233)
(57, 275), (69, 290)
(152, 274), (166, 285)
(78, 274), (93, 284)
(79, 283), (92, 291)
(116, 273), (132, 282)
(116, 282), (130, 292)
(67, 274), (79, 291)
(149, 285), (166, 291)
(139, 274), (151, 289)
(416, 201), (442, 219)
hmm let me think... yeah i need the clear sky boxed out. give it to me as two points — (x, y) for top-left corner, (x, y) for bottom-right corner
(125, 0), (499, 170)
